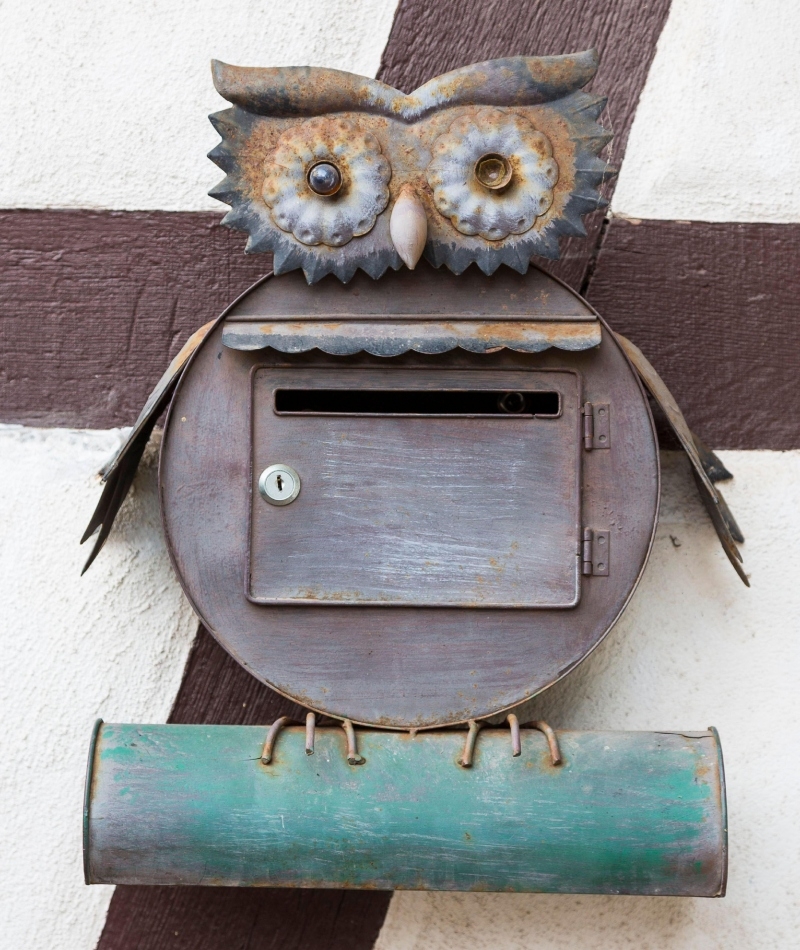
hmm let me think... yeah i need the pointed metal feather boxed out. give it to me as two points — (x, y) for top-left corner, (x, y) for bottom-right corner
(615, 332), (748, 585)
(556, 214), (588, 238)
(207, 146), (237, 174)
(208, 109), (240, 135)
(572, 131), (614, 152)
(570, 94), (607, 121)
(79, 299), (271, 572)
(220, 208), (253, 233)
(209, 180), (239, 206)
(692, 432), (735, 483)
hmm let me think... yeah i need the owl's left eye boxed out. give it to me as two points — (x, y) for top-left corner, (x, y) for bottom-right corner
(475, 154), (513, 191)
(428, 109), (560, 242)
(307, 162), (342, 197)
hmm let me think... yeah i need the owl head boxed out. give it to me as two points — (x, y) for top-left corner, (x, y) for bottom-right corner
(209, 51), (613, 283)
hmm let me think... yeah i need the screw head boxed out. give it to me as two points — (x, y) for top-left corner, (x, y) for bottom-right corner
(258, 464), (301, 506)
(475, 153), (513, 190)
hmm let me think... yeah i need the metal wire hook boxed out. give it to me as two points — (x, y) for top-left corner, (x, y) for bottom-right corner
(341, 719), (364, 765)
(507, 713), (522, 756)
(460, 720), (484, 767)
(513, 718), (562, 766)
(529, 720), (562, 765)
(305, 712), (316, 755)
(260, 716), (297, 764)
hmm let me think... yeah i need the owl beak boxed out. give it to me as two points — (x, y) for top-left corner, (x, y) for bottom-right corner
(390, 185), (427, 270)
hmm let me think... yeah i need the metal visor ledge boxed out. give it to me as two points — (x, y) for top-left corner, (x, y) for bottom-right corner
(221, 320), (602, 356)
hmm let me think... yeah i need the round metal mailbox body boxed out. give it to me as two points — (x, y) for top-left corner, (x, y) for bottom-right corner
(160, 262), (659, 728)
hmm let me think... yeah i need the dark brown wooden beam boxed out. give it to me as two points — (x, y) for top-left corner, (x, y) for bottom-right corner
(587, 217), (800, 449)
(0, 210), (268, 429)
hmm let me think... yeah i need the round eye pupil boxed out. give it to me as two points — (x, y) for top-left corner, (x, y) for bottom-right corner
(475, 154), (512, 190)
(307, 162), (342, 196)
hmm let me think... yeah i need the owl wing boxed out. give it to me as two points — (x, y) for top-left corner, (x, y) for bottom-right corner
(79, 318), (223, 573)
(614, 332), (748, 587)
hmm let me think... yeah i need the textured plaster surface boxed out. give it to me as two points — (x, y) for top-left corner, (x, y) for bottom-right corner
(612, 0), (800, 222)
(376, 450), (800, 950)
(0, 0), (399, 211)
(0, 426), (198, 950)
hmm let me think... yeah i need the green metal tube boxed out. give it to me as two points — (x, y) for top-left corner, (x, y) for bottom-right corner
(84, 723), (726, 895)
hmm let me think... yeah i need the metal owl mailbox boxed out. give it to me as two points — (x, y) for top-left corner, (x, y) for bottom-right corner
(82, 51), (742, 896)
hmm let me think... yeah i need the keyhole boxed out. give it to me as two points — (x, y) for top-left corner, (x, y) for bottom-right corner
(259, 464), (300, 506)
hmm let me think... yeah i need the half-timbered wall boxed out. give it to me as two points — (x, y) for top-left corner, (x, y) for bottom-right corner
(2, 2), (798, 948)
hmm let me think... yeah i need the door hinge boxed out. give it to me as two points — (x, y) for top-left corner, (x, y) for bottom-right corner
(582, 528), (610, 576)
(582, 402), (610, 450)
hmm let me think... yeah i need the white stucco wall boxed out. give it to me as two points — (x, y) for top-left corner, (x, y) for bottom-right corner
(0, 427), (198, 950)
(612, 0), (800, 222)
(0, 0), (400, 211)
(376, 451), (800, 950)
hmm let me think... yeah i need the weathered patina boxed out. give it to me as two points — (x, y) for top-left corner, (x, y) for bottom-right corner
(85, 722), (727, 895)
(209, 52), (613, 282)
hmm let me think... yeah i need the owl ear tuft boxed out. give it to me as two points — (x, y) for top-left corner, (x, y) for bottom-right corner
(211, 52), (598, 121)
(406, 51), (599, 118)
(211, 60), (403, 118)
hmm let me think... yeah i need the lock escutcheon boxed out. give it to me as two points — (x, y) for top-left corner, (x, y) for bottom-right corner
(259, 464), (301, 506)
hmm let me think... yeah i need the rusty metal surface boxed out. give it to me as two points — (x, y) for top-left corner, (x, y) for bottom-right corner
(222, 319), (601, 356)
(208, 53), (613, 282)
(228, 257), (595, 320)
(160, 264), (660, 728)
(86, 723), (727, 895)
(614, 331), (748, 585)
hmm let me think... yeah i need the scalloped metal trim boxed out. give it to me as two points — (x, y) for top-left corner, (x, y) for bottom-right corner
(221, 320), (601, 356)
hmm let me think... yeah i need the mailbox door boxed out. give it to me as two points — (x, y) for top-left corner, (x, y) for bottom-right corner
(249, 367), (581, 608)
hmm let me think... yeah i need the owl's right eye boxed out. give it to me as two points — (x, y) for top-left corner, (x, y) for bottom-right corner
(263, 116), (390, 248)
(307, 162), (342, 197)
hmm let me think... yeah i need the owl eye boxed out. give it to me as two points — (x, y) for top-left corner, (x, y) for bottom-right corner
(307, 162), (342, 197)
(263, 117), (390, 248)
(475, 154), (513, 191)
(427, 109), (560, 241)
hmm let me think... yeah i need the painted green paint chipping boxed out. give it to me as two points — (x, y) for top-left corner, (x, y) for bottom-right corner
(86, 725), (725, 895)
